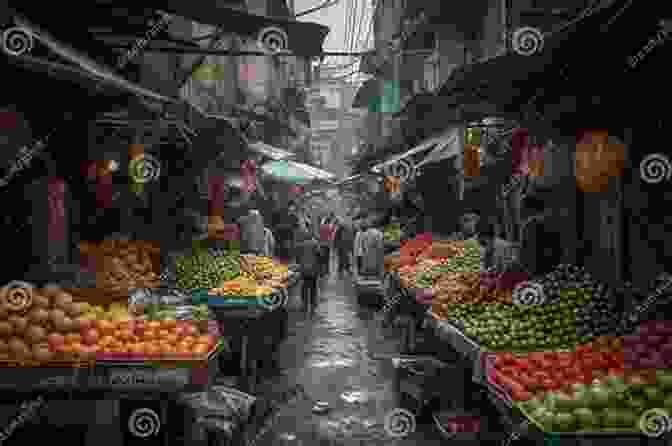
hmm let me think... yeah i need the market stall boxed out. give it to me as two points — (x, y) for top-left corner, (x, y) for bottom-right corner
(397, 247), (672, 444)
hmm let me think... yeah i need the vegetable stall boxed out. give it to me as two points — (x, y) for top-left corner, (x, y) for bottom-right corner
(383, 234), (672, 443)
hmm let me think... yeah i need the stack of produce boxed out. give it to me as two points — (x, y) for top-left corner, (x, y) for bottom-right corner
(489, 337), (625, 400)
(623, 320), (672, 369)
(438, 287), (593, 350)
(383, 223), (402, 242)
(174, 249), (240, 291)
(240, 255), (289, 281)
(490, 341), (672, 433)
(432, 272), (512, 306)
(539, 264), (612, 305)
(399, 237), (432, 266)
(0, 283), (217, 362)
(384, 254), (401, 272)
(430, 239), (482, 274)
(209, 278), (274, 297)
(84, 238), (161, 292)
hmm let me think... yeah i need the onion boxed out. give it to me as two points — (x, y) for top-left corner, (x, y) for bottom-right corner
(55, 316), (75, 333)
(67, 302), (86, 318)
(8, 338), (30, 359)
(33, 294), (50, 309)
(638, 324), (652, 337)
(622, 335), (640, 346)
(53, 292), (73, 310)
(0, 339), (8, 354)
(8, 316), (28, 335)
(41, 283), (61, 298)
(0, 322), (13, 337)
(50, 309), (66, 324)
(646, 335), (664, 345)
(32, 343), (54, 362)
(655, 321), (672, 335)
(27, 308), (49, 326)
(0, 304), (8, 320)
(25, 325), (47, 344)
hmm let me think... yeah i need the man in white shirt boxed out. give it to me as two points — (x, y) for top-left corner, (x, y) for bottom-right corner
(262, 226), (275, 257)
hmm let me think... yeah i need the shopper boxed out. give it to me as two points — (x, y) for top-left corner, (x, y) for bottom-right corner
(262, 226), (275, 257)
(319, 212), (337, 276)
(477, 220), (525, 290)
(296, 230), (320, 314)
(520, 194), (563, 276)
(359, 223), (385, 278)
(353, 221), (364, 276)
(334, 218), (355, 274)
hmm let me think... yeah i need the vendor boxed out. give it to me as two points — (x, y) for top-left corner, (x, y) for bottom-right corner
(520, 194), (563, 276)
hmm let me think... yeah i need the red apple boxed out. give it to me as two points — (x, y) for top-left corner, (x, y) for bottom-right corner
(184, 324), (199, 337)
(47, 333), (65, 351)
(82, 329), (100, 346)
(76, 318), (95, 333)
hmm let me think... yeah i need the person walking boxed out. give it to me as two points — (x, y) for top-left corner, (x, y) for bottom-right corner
(319, 212), (337, 277)
(296, 229), (320, 315)
(334, 218), (355, 274)
(262, 226), (275, 258)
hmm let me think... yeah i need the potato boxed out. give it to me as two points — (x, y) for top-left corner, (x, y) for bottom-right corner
(0, 322), (13, 337)
(41, 283), (61, 298)
(27, 308), (49, 326)
(33, 294), (50, 309)
(8, 316), (28, 335)
(53, 292), (73, 310)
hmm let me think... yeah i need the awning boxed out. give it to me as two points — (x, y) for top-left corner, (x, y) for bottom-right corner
(370, 127), (461, 173)
(261, 160), (336, 183)
(247, 141), (295, 160)
(13, 14), (178, 106)
(93, 0), (329, 57)
(416, 127), (462, 167)
(435, 0), (636, 119)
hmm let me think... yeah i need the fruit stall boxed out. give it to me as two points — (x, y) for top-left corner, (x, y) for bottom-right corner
(160, 244), (300, 392)
(382, 233), (672, 443)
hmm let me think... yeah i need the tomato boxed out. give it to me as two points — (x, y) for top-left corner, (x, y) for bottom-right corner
(501, 366), (518, 377)
(532, 371), (550, 382)
(518, 372), (536, 390)
(542, 378), (559, 390)
(499, 352), (515, 364)
(608, 351), (625, 367)
(82, 329), (100, 346)
(608, 367), (624, 376)
(512, 389), (533, 401)
(513, 358), (531, 371)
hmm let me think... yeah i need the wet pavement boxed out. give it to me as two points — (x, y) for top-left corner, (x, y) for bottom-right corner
(247, 264), (447, 446)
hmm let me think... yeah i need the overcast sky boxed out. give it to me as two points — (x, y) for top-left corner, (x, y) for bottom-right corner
(295, 0), (373, 69)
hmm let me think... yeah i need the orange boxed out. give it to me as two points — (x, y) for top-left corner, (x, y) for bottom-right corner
(161, 320), (177, 330)
(65, 333), (82, 344)
(142, 330), (157, 342)
(164, 334), (179, 345)
(158, 329), (171, 339)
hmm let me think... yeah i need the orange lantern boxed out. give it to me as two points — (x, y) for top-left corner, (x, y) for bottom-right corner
(463, 144), (480, 177)
(575, 130), (626, 192)
(525, 145), (545, 178)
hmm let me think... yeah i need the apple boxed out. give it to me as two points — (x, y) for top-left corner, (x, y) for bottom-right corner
(82, 329), (100, 346)
(47, 333), (65, 351)
(184, 324), (199, 337)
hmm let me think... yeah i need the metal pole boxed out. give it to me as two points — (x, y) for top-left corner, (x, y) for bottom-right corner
(105, 43), (371, 57)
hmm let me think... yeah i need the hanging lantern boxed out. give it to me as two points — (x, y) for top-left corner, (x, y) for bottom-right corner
(463, 144), (480, 177)
(240, 159), (258, 193)
(525, 144), (545, 178)
(575, 130), (626, 192)
(383, 175), (401, 194)
(465, 127), (482, 146)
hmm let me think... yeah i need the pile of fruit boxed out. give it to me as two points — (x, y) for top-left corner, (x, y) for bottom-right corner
(623, 320), (672, 369)
(383, 223), (402, 242)
(240, 255), (288, 281)
(0, 283), (218, 363)
(430, 239), (482, 274)
(174, 249), (240, 290)
(538, 264), (612, 304)
(82, 238), (161, 291)
(210, 278), (274, 297)
(432, 272), (513, 305)
(439, 290), (593, 350)
(489, 336), (672, 433)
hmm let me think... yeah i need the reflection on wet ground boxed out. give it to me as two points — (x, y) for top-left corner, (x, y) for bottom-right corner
(250, 271), (447, 446)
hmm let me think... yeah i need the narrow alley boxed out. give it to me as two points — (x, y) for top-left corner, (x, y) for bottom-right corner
(243, 267), (447, 446)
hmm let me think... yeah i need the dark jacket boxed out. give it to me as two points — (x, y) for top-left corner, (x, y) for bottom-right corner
(334, 222), (355, 252)
(296, 237), (320, 277)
